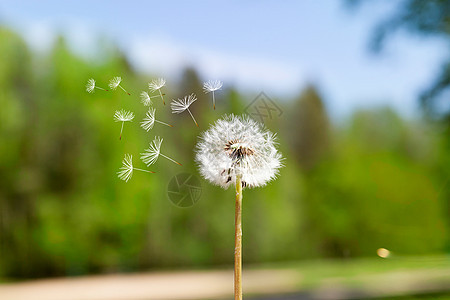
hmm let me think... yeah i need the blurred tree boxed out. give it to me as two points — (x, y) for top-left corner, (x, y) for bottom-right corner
(226, 88), (246, 115)
(177, 67), (207, 117)
(305, 108), (447, 257)
(0, 27), (40, 278)
(346, 1), (450, 241)
(171, 67), (207, 167)
(346, 0), (450, 118)
(288, 85), (331, 172)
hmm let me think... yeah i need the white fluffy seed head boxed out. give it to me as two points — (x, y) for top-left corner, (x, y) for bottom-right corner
(114, 109), (135, 122)
(203, 80), (223, 93)
(148, 78), (166, 92)
(195, 114), (283, 189)
(109, 76), (122, 90)
(86, 78), (96, 93)
(140, 91), (152, 106)
(140, 136), (163, 166)
(171, 93), (197, 114)
(141, 108), (156, 131)
(117, 154), (134, 182)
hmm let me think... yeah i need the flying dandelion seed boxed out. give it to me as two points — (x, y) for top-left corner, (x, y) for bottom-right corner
(148, 78), (166, 105)
(141, 107), (173, 131)
(114, 109), (134, 140)
(141, 136), (182, 166)
(195, 114), (283, 300)
(171, 93), (199, 127)
(203, 80), (223, 110)
(117, 154), (155, 182)
(140, 91), (161, 106)
(86, 78), (108, 93)
(109, 76), (131, 95)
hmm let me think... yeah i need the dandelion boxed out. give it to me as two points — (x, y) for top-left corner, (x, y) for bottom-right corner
(141, 107), (173, 131)
(85, 78), (108, 93)
(114, 109), (134, 140)
(195, 114), (283, 300)
(203, 80), (223, 110)
(140, 91), (161, 106)
(117, 154), (155, 182)
(141, 136), (182, 166)
(109, 76), (130, 95)
(171, 93), (199, 127)
(148, 78), (166, 105)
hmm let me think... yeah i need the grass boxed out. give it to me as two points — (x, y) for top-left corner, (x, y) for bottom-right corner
(246, 255), (450, 298)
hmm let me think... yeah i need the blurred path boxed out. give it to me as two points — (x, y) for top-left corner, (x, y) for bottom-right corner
(0, 269), (301, 300)
(0, 262), (449, 300)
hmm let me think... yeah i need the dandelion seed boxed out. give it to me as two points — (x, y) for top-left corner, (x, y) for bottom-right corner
(148, 78), (166, 105)
(141, 107), (173, 131)
(114, 109), (134, 140)
(171, 93), (199, 127)
(141, 136), (182, 166)
(117, 154), (155, 182)
(195, 114), (283, 299)
(140, 91), (161, 106)
(203, 80), (223, 110)
(86, 78), (108, 93)
(109, 76), (131, 95)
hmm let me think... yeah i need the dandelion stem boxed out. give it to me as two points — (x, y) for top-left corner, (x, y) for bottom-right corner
(119, 122), (124, 140)
(95, 86), (108, 91)
(133, 168), (155, 173)
(160, 153), (182, 166)
(234, 175), (243, 300)
(187, 109), (199, 127)
(119, 85), (131, 95)
(155, 120), (173, 127)
(158, 90), (165, 105)
(212, 91), (216, 110)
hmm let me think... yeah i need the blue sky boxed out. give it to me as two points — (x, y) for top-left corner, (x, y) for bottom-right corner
(0, 0), (448, 118)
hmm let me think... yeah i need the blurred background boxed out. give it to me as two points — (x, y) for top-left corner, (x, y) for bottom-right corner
(0, 0), (449, 299)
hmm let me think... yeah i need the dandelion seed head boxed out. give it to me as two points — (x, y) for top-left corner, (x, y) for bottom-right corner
(141, 136), (163, 166)
(140, 91), (152, 106)
(86, 78), (96, 93)
(109, 76), (122, 90)
(171, 93), (197, 114)
(203, 80), (223, 93)
(195, 114), (283, 189)
(114, 109), (135, 122)
(148, 78), (166, 92)
(141, 108), (156, 131)
(117, 154), (134, 182)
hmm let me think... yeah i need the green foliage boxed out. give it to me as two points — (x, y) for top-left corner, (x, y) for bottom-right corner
(0, 27), (448, 280)
(287, 85), (331, 172)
